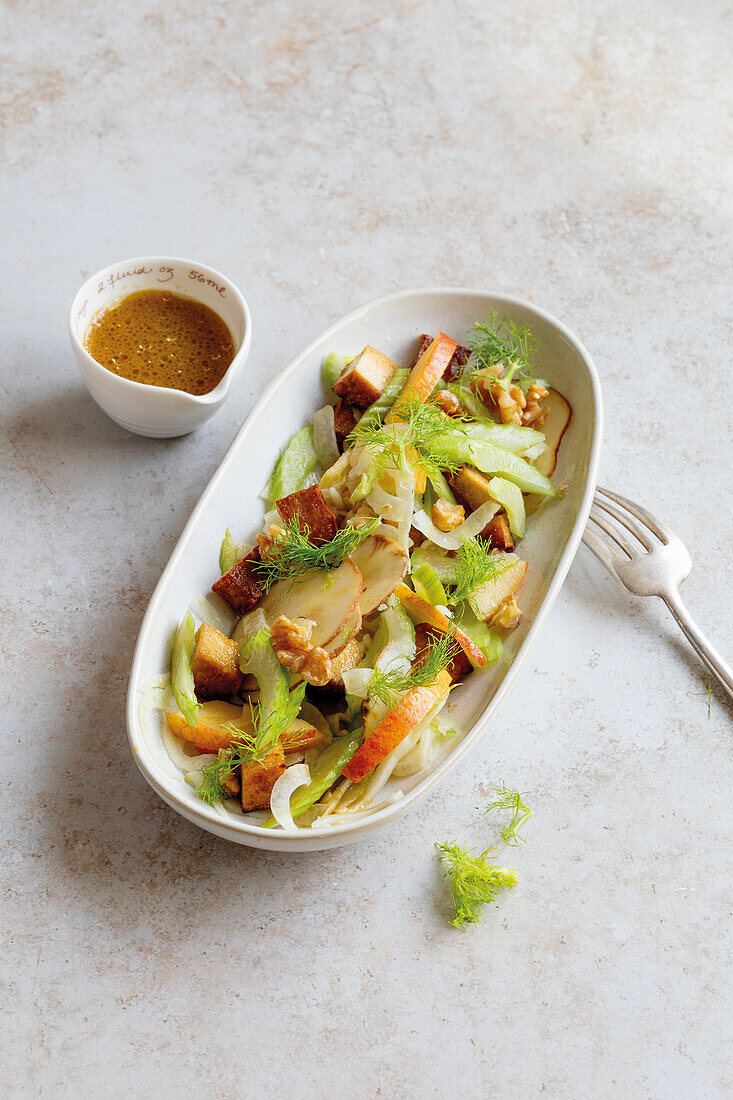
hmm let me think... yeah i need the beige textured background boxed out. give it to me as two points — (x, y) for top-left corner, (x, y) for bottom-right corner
(1, 2), (732, 1097)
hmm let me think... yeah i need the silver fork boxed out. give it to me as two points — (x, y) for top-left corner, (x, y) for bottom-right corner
(582, 486), (733, 700)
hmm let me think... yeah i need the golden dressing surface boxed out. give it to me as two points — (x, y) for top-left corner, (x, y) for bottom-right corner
(84, 289), (236, 395)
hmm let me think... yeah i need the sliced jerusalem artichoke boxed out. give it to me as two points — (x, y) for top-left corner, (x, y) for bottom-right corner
(325, 603), (362, 656)
(280, 718), (328, 753)
(260, 558), (362, 650)
(347, 534), (409, 616)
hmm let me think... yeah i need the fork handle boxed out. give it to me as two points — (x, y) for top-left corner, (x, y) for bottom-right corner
(663, 591), (733, 701)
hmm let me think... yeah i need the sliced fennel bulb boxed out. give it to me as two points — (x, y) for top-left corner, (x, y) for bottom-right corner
(270, 764), (311, 830)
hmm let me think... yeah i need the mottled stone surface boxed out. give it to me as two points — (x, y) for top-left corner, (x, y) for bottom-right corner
(1, 2), (731, 1097)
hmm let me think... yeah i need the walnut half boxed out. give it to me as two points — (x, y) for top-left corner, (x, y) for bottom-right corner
(270, 615), (333, 686)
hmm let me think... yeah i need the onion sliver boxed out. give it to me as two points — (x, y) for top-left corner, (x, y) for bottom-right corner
(411, 501), (500, 550)
(183, 752), (218, 789)
(313, 405), (340, 470)
(270, 764), (311, 830)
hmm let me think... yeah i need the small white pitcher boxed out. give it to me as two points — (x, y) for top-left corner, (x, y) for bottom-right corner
(69, 256), (252, 437)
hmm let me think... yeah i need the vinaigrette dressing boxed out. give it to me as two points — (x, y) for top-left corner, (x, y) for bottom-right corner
(84, 289), (235, 395)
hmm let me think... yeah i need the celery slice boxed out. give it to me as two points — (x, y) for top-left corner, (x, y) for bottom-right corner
(412, 563), (448, 607)
(426, 467), (456, 504)
(239, 627), (298, 722)
(219, 528), (237, 574)
(446, 382), (496, 423)
(367, 368), (410, 413)
(268, 425), (319, 503)
(455, 611), (503, 663)
(171, 613), (200, 728)
(322, 351), (348, 391)
(463, 422), (545, 456)
(410, 546), (460, 587)
(486, 476), (526, 538)
(262, 727), (363, 826)
(431, 435), (557, 497)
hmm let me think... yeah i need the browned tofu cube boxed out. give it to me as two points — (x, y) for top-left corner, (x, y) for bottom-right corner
(414, 623), (472, 684)
(333, 399), (359, 450)
(481, 513), (515, 552)
(211, 548), (264, 614)
(449, 465), (492, 512)
(332, 345), (398, 407)
(190, 623), (243, 699)
(240, 745), (286, 812)
(276, 486), (337, 545)
(414, 334), (470, 382)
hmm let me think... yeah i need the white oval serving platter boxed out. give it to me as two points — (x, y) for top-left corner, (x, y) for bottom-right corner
(126, 288), (603, 851)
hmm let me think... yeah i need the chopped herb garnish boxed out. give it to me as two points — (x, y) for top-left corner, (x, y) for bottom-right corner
(448, 538), (514, 605)
(252, 516), (379, 591)
(435, 841), (518, 928)
(368, 631), (458, 706)
(347, 395), (467, 485)
(484, 783), (532, 845)
(198, 683), (307, 805)
(687, 675), (713, 719)
(466, 315), (538, 390)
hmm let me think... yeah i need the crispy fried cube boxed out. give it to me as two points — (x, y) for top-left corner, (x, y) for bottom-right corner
(481, 513), (515, 552)
(211, 548), (264, 614)
(449, 465), (493, 512)
(333, 399), (359, 450)
(332, 345), (398, 407)
(240, 745), (286, 812)
(190, 623), (243, 699)
(276, 485), (337, 545)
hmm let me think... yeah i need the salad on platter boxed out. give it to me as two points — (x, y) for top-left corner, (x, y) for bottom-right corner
(154, 317), (571, 831)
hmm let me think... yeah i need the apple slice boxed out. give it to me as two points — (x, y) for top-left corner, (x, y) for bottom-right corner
(534, 389), (572, 478)
(166, 702), (320, 755)
(386, 332), (457, 422)
(166, 700), (252, 751)
(348, 534), (409, 616)
(260, 558), (362, 649)
(394, 582), (486, 669)
(341, 668), (453, 782)
(469, 557), (527, 622)
(280, 718), (328, 753)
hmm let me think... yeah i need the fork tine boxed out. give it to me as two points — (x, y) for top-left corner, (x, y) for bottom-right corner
(592, 496), (655, 551)
(596, 486), (671, 544)
(587, 506), (636, 557)
(582, 525), (623, 574)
